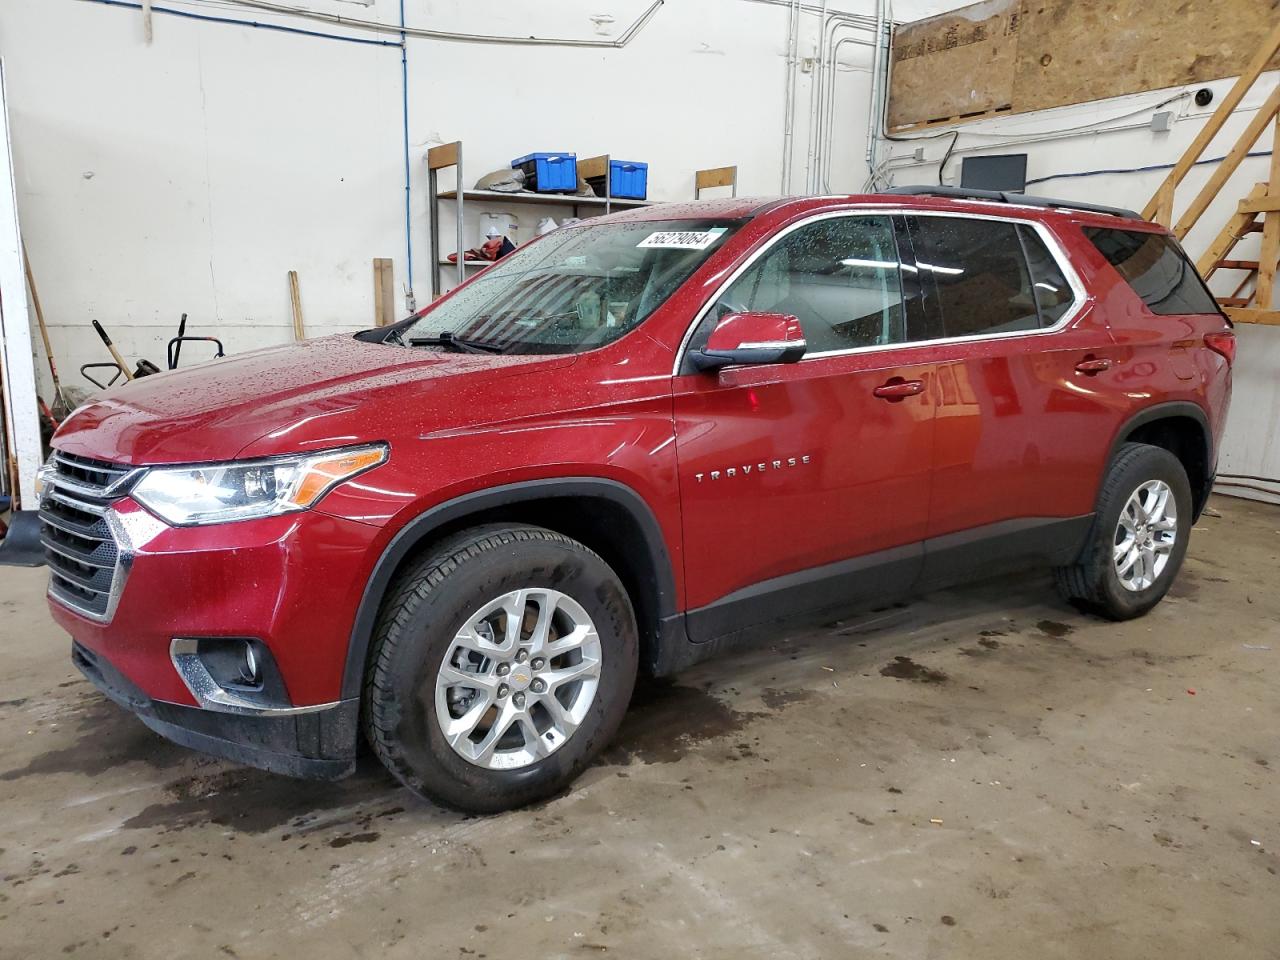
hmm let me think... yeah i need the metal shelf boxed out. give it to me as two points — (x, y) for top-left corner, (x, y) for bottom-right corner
(436, 188), (651, 210)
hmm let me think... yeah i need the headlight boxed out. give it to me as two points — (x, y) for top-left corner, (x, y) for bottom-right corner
(130, 444), (388, 526)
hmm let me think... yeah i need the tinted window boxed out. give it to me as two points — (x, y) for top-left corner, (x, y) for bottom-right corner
(1018, 225), (1074, 325)
(911, 217), (1039, 337)
(1085, 227), (1219, 315)
(719, 216), (905, 353)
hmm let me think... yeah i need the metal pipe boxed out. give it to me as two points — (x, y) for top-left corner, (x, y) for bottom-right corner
(804, 0), (829, 193)
(820, 32), (874, 191)
(166, 0), (666, 47)
(810, 12), (875, 193)
(780, 0), (801, 192)
(865, 0), (887, 166)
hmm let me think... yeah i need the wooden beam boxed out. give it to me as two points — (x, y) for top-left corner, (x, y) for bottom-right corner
(1217, 259), (1260, 270)
(1196, 183), (1266, 278)
(577, 155), (608, 182)
(373, 258), (395, 327)
(1224, 307), (1280, 325)
(288, 270), (305, 341)
(1238, 194), (1280, 214)
(1254, 116), (1280, 309)
(1173, 83), (1280, 239)
(427, 141), (460, 171)
(1142, 17), (1280, 220)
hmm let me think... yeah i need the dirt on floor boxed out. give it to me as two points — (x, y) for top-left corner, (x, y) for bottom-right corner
(0, 494), (1277, 960)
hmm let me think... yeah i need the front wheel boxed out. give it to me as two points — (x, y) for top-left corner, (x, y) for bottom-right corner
(363, 526), (638, 813)
(1054, 442), (1193, 620)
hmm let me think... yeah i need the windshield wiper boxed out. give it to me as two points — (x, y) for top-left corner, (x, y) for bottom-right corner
(408, 332), (505, 354)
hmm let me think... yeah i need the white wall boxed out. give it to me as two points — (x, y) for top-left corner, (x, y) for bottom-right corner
(876, 71), (1280, 500)
(0, 0), (887, 405)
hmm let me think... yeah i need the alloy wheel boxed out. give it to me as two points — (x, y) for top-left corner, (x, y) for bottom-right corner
(1113, 479), (1178, 592)
(434, 588), (602, 770)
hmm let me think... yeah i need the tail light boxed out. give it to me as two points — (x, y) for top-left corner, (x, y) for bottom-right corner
(1204, 330), (1235, 366)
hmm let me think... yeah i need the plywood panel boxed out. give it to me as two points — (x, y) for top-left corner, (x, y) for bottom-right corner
(887, 0), (1020, 129)
(888, 0), (1280, 131)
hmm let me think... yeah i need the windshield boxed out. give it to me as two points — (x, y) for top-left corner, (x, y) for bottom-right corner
(402, 218), (743, 354)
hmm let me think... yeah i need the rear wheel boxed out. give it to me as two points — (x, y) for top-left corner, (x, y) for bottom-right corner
(363, 525), (638, 813)
(1054, 442), (1192, 620)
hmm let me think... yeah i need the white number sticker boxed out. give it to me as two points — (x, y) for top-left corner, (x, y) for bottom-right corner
(637, 228), (727, 250)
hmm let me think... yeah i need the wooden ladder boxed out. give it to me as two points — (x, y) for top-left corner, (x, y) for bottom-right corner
(1143, 20), (1280, 327)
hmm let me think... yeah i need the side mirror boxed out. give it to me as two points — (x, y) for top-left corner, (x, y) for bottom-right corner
(690, 312), (807, 372)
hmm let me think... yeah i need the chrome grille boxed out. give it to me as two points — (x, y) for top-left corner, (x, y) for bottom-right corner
(40, 452), (142, 621)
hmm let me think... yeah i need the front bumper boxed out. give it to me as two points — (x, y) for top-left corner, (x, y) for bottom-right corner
(73, 640), (359, 779)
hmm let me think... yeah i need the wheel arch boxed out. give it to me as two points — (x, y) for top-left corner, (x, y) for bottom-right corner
(1108, 401), (1214, 519)
(341, 478), (681, 700)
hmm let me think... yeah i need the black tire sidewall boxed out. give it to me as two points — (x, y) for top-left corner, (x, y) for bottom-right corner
(376, 532), (637, 812)
(1093, 446), (1193, 618)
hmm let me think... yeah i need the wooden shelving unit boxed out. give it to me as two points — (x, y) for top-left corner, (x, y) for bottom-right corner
(426, 142), (653, 298)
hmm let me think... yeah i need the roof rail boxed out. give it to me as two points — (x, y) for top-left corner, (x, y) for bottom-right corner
(880, 185), (1142, 221)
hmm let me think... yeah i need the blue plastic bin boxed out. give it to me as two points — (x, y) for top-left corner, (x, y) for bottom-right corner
(512, 152), (578, 193)
(607, 160), (648, 200)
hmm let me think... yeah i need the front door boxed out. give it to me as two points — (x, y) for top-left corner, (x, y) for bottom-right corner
(671, 213), (936, 642)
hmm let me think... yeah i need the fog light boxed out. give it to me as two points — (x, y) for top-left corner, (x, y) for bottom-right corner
(240, 644), (261, 687)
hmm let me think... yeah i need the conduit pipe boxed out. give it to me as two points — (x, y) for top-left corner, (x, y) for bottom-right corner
(154, 0), (666, 47)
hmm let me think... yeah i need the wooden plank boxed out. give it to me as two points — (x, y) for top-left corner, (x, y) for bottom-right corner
(1239, 195), (1280, 215)
(1224, 307), (1280, 325)
(427, 141), (460, 171)
(695, 166), (737, 191)
(887, 0), (1018, 130)
(1174, 84), (1280, 239)
(288, 270), (305, 341)
(1217, 260), (1260, 271)
(1196, 183), (1266, 278)
(889, 0), (1280, 134)
(373, 258), (395, 327)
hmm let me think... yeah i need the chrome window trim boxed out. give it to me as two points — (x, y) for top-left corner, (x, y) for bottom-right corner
(672, 207), (1088, 375)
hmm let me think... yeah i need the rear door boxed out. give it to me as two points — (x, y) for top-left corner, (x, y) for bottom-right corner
(671, 213), (937, 640)
(901, 213), (1121, 579)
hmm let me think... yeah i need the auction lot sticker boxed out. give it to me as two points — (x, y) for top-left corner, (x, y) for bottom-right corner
(637, 227), (727, 250)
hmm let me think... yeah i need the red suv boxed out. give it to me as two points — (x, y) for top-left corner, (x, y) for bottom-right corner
(41, 187), (1233, 812)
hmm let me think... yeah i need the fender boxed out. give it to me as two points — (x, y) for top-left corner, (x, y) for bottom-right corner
(340, 477), (680, 700)
(1105, 399), (1213, 514)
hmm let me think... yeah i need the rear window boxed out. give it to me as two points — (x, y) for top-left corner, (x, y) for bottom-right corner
(1085, 227), (1219, 315)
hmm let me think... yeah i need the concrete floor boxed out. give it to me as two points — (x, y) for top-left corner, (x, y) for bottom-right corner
(1, 494), (1277, 960)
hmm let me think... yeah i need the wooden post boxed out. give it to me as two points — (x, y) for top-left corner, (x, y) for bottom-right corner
(373, 258), (395, 327)
(1255, 116), (1280, 310)
(288, 270), (305, 341)
(1152, 179), (1176, 229)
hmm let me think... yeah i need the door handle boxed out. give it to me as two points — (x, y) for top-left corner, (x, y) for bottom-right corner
(1074, 357), (1112, 375)
(873, 378), (925, 401)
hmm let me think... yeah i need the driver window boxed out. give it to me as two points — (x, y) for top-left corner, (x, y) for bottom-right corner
(721, 215), (906, 353)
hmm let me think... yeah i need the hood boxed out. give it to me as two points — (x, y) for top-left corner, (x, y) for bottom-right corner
(54, 334), (575, 464)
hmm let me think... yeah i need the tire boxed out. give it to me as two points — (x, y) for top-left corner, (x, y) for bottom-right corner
(363, 525), (638, 813)
(1053, 442), (1193, 620)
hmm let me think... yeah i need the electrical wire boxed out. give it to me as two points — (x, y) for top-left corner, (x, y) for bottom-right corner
(1026, 150), (1273, 186)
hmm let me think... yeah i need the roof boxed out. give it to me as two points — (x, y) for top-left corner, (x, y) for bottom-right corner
(601, 190), (1156, 231)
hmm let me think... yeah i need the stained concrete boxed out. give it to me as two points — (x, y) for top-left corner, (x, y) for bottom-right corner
(0, 494), (1277, 959)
